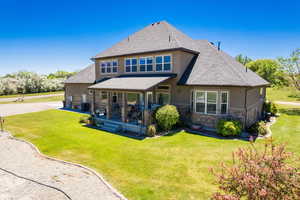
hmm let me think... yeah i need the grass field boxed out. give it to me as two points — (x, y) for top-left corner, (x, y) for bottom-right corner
(0, 91), (64, 98)
(267, 87), (300, 102)
(4, 103), (300, 200)
(0, 95), (63, 104)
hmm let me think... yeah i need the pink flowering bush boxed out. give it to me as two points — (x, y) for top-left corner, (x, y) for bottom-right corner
(211, 139), (300, 200)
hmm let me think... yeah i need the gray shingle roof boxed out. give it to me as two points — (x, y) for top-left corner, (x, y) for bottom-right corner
(93, 21), (199, 59)
(181, 40), (269, 87)
(88, 76), (172, 91)
(64, 64), (95, 84)
(69, 21), (268, 87)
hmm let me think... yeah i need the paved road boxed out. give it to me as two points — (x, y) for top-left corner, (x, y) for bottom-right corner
(0, 132), (121, 200)
(0, 102), (63, 117)
(0, 93), (64, 103)
(275, 101), (300, 106)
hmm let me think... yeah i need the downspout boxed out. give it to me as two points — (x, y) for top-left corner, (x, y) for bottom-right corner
(244, 87), (248, 128)
(92, 89), (96, 114)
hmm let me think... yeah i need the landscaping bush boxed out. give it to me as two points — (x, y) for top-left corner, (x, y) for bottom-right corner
(217, 120), (242, 136)
(247, 121), (268, 136)
(264, 101), (278, 115)
(155, 105), (179, 131)
(147, 124), (157, 137)
(79, 115), (89, 124)
(211, 141), (300, 200)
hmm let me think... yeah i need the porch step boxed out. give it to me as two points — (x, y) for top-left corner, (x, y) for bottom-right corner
(99, 122), (121, 133)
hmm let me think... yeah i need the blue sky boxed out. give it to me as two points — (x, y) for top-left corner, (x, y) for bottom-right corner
(0, 0), (299, 75)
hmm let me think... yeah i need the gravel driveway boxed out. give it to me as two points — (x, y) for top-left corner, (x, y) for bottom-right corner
(0, 94), (63, 103)
(0, 132), (122, 200)
(0, 102), (62, 116)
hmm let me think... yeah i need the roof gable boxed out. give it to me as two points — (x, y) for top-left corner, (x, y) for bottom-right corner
(65, 64), (95, 84)
(93, 21), (199, 59)
(180, 40), (269, 87)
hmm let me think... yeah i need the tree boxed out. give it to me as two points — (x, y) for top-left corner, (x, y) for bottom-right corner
(47, 70), (76, 79)
(211, 140), (300, 200)
(235, 54), (252, 65)
(278, 48), (300, 91)
(246, 59), (287, 86)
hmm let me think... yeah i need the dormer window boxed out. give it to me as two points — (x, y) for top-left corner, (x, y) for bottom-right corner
(155, 55), (171, 72)
(139, 57), (153, 72)
(100, 60), (118, 74)
(124, 55), (172, 73)
(125, 58), (138, 72)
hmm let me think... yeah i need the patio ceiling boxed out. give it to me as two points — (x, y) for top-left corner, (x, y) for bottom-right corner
(88, 76), (172, 91)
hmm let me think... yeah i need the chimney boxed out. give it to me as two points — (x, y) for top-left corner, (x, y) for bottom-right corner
(217, 41), (221, 51)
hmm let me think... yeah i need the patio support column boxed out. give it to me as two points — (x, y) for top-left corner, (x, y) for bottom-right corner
(91, 89), (95, 114)
(106, 91), (111, 119)
(121, 92), (126, 122)
(142, 91), (149, 126)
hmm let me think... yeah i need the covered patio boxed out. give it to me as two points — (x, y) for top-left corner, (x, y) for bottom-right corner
(88, 74), (175, 134)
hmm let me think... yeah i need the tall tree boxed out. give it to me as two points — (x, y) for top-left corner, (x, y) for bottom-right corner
(235, 54), (252, 65)
(278, 48), (300, 91)
(246, 59), (287, 86)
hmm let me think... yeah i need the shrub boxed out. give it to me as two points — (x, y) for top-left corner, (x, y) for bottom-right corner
(247, 121), (268, 136)
(79, 115), (89, 124)
(217, 120), (242, 136)
(264, 101), (278, 115)
(155, 105), (179, 131)
(147, 124), (157, 137)
(211, 141), (300, 200)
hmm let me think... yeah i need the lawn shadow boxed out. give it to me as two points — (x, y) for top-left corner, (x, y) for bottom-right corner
(84, 124), (146, 141)
(287, 94), (300, 101)
(185, 128), (250, 142)
(279, 108), (300, 116)
(59, 108), (90, 115)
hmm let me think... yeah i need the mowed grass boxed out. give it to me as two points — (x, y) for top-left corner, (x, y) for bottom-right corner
(267, 87), (300, 102)
(4, 104), (300, 200)
(0, 91), (64, 98)
(0, 95), (63, 104)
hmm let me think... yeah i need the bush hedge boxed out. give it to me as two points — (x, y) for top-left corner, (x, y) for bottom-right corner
(147, 124), (157, 137)
(247, 121), (268, 136)
(217, 119), (242, 136)
(155, 105), (179, 131)
(264, 101), (278, 115)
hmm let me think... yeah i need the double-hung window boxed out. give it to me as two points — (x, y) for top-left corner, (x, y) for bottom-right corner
(206, 92), (217, 114)
(195, 91), (206, 113)
(112, 60), (118, 73)
(155, 55), (171, 72)
(195, 91), (217, 114)
(101, 62), (106, 73)
(220, 91), (228, 114)
(125, 58), (137, 72)
(139, 57), (153, 72)
(100, 60), (118, 73)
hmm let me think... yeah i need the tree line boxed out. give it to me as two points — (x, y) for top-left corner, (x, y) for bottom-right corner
(0, 70), (76, 95)
(235, 48), (300, 91)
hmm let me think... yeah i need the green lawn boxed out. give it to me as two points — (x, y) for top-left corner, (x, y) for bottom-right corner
(267, 87), (300, 102)
(0, 91), (64, 98)
(0, 95), (63, 104)
(4, 104), (300, 200)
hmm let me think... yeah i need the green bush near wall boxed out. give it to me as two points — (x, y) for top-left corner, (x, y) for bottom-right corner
(155, 105), (179, 131)
(217, 119), (242, 136)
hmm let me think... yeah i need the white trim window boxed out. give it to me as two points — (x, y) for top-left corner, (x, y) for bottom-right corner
(195, 91), (218, 114)
(100, 60), (118, 74)
(155, 55), (172, 72)
(220, 91), (229, 114)
(139, 57), (153, 72)
(125, 58), (138, 72)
